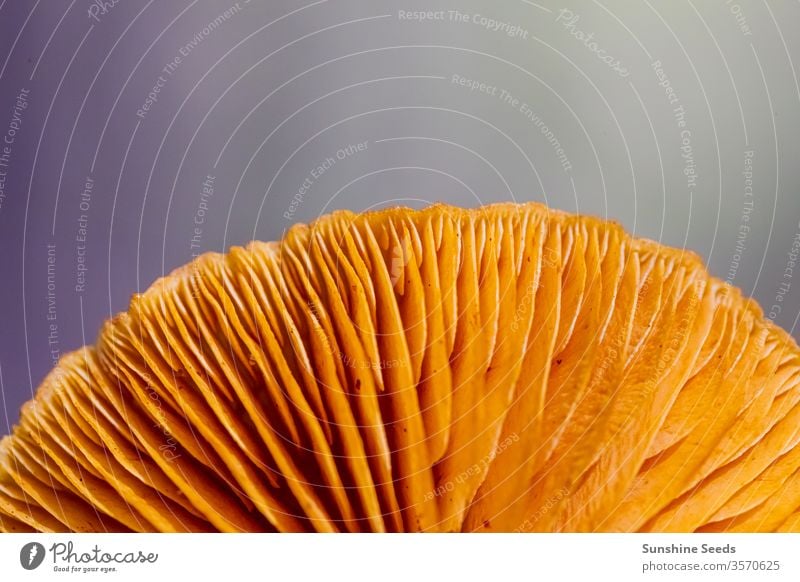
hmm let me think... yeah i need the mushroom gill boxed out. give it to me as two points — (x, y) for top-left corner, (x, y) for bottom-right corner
(2, 202), (799, 533)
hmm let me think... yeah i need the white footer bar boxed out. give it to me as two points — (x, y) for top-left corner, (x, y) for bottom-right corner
(1, 533), (797, 580)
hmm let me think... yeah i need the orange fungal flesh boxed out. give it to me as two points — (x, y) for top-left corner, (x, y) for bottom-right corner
(1, 202), (799, 532)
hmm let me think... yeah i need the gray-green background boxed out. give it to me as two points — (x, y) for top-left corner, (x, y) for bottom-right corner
(1, 0), (799, 435)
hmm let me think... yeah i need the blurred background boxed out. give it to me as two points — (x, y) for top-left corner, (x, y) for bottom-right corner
(1, 0), (799, 435)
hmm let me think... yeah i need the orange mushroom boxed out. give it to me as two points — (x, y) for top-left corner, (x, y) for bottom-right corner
(1, 203), (798, 532)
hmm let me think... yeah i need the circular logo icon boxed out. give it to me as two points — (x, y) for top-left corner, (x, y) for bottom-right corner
(20, 542), (46, 570)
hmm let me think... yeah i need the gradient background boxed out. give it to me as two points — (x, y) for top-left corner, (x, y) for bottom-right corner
(0, 0), (799, 436)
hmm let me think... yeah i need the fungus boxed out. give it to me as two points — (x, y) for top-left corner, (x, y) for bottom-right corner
(1, 203), (799, 532)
